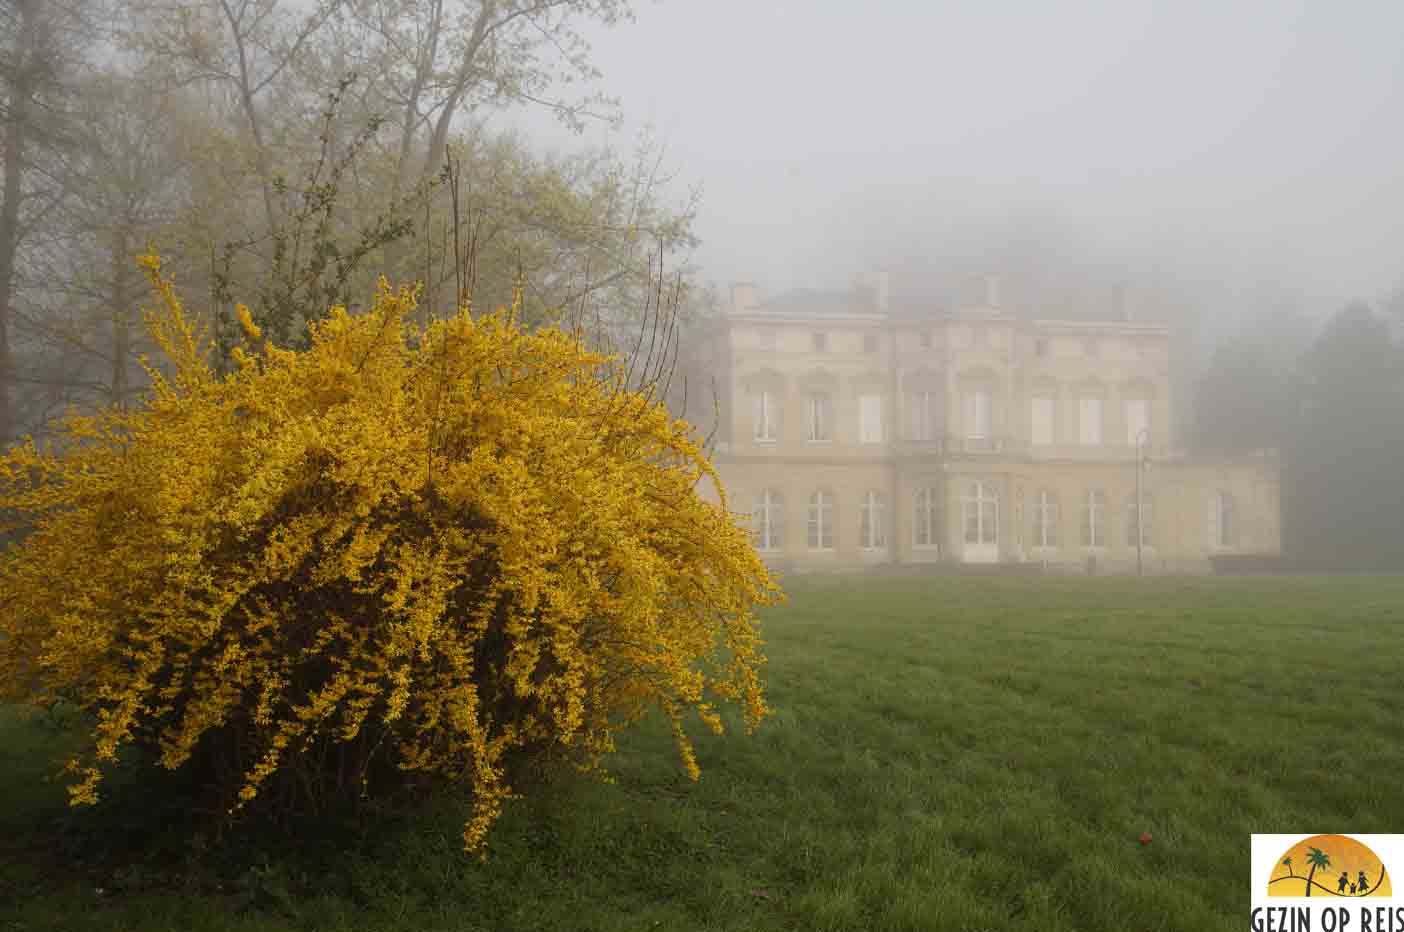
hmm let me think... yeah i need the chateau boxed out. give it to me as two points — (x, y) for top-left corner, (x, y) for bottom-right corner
(709, 274), (1281, 573)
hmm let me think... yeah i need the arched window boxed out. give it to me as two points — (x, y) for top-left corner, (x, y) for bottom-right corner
(859, 490), (886, 550)
(751, 489), (784, 551)
(1126, 493), (1154, 548)
(1210, 490), (1234, 549)
(807, 490), (834, 550)
(1033, 489), (1059, 548)
(913, 487), (941, 549)
(962, 480), (998, 546)
(1082, 488), (1106, 547)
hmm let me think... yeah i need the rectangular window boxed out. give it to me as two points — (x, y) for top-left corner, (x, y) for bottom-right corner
(909, 390), (940, 442)
(758, 328), (777, 351)
(812, 331), (828, 352)
(859, 393), (882, 443)
(806, 393), (832, 442)
(919, 331), (932, 349)
(913, 488), (940, 548)
(1034, 492), (1059, 548)
(860, 493), (886, 549)
(863, 333), (878, 353)
(1125, 399), (1149, 446)
(1079, 398), (1102, 445)
(1082, 489), (1105, 547)
(752, 390), (777, 442)
(966, 390), (990, 440)
(807, 493), (833, 550)
(1031, 397), (1054, 446)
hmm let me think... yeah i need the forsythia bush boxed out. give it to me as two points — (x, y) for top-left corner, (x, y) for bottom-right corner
(0, 255), (778, 850)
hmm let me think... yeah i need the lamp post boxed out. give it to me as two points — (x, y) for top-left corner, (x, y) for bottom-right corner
(1135, 427), (1150, 576)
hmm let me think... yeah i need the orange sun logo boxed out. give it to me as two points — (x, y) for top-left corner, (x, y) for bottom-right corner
(1269, 835), (1391, 898)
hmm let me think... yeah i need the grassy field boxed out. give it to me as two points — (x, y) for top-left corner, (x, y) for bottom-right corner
(3, 574), (1403, 931)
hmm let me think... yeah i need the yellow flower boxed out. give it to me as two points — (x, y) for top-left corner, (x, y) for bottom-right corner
(235, 304), (262, 341)
(0, 255), (781, 853)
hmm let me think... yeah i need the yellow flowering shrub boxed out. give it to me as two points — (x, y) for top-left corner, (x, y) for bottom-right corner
(0, 255), (778, 851)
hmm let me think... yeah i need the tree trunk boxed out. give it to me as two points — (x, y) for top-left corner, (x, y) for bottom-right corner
(111, 229), (130, 409)
(1305, 864), (1317, 897)
(0, 0), (38, 446)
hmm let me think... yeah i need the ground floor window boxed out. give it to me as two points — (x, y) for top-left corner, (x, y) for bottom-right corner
(751, 489), (784, 551)
(962, 480), (998, 545)
(859, 490), (886, 550)
(1034, 489), (1059, 548)
(808, 490), (834, 550)
(1082, 488), (1106, 547)
(913, 486), (941, 548)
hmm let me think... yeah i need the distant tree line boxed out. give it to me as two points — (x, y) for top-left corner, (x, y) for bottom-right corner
(1192, 296), (1404, 569)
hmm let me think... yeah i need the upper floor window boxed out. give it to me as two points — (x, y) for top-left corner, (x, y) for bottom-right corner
(812, 331), (828, 352)
(807, 490), (834, 550)
(751, 389), (780, 443)
(1031, 397), (1055, 446)
(913, 487), (941, 548)
(1125, 398), (1149, 446)
(863, 333), (878, 353)
(1084, 337), (1100, 358)
(1127, 493), (1153, 548)
(859, 393), (883, 444)
(1209, 490), (1234, 549)
(1035, 337), (1049, 358)
(859, 490), (887, 550)
(1082, 488), (1106, 547)
(908, 390), (940, 442)
(1033, 489), (1059, 548)
(806, 392), (833, 442)
(919, 331), (932, 350)
(965, 389), (991, 441)
(752, 489), (784, 551)
(758, 328), (777, 351)
(1079, 397), (1103, 446)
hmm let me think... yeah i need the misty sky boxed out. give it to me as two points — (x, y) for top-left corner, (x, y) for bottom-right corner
(512, 0), (1404, 330)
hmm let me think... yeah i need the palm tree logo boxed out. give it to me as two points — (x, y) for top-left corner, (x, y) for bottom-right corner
(1267, 836), (1390, 898)
(1302, 847), (1331, 897)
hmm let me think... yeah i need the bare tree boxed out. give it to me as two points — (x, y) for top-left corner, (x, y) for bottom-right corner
(0, 0), (103, 442)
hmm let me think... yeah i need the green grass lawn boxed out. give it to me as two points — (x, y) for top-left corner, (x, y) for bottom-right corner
(4, 574), (1404, 931)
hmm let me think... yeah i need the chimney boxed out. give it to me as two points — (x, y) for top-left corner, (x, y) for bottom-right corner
(984, 274), (1001, 310)
(730, 281), (760, 312)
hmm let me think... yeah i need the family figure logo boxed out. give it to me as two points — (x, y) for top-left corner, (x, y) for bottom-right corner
(1252, 835), (1404, 932)
(1269, 835), (1391, 898)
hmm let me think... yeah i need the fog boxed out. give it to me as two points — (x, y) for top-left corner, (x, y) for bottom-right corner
(514, 0), (1404, 339)
(2, 0), (1401, 568)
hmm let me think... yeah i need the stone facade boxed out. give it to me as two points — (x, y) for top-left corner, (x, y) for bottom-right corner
(709, 279), (1281, 573)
